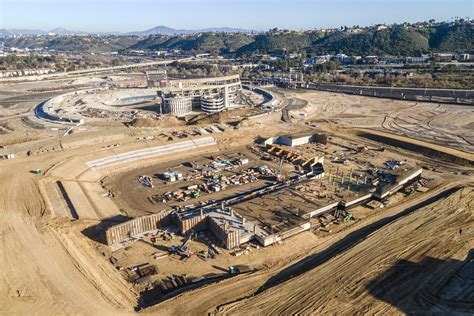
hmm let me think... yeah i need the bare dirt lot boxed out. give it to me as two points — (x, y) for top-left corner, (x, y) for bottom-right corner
(284, 90), (474, 153)
(105, 146), (292, 216)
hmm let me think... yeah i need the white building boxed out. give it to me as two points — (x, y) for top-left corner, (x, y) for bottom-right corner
(160, 74), (242, 116)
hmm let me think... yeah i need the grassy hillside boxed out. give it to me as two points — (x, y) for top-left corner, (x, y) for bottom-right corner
(309, 27), (429, 56)
(129, 33), (253, 55)
(3, 21), (471, 56)
(236, 32), (319, 56)
(428, 24), (473, 52)
(130, 21), (471, 56)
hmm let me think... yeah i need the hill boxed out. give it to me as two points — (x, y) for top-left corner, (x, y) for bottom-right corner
(128, 25), (251, 36)
(130, 21), (472, 56)
(49, 27), (89, 35)
(428, 24), (474, 52)
(129, 33), (254, 55)
(310, 26), (430, 56)
(2, 21), (471, 56)
(235, 32), (320, 56)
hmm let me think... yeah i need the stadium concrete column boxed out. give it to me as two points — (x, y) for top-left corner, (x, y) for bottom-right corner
(224, 85), (229, 108)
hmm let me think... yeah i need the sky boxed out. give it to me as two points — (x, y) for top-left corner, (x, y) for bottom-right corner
(1, 0), (472, 32)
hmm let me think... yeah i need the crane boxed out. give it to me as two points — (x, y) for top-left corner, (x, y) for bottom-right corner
(170, 231), (195, 260)
(276, 157), (285, 181)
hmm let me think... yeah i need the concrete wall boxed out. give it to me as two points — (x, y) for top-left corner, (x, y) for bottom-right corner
(278, 222), (311, 239)
(106, 212), (171, 246)
(208, 218), (240, 249)
(303, 201), (340, 219)
(290, 135), (313, 147)
(177, 214), (208, 235)
(255, 222), (310, 247)
(374, 168), (423, 199)
(255, 233), (282, 247)
(343, 192), (373, 208)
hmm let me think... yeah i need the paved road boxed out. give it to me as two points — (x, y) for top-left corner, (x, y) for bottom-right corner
(0, 89), (78, 108)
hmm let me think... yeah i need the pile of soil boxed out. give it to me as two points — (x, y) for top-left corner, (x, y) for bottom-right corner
(187, 108), (252, 125)
(127, 116), (185, 128)
(237, 118), (259, 128)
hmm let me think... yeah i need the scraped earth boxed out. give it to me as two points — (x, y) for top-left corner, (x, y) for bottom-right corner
(287, 90), (474, 153)
(218, 186), (474, 315)
(0, 165), (136, 315)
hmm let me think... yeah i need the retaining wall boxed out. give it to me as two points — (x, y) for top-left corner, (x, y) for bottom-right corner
(106, 212), (171, 245)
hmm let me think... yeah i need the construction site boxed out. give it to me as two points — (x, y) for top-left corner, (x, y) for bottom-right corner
(33, 71), (271, 126)
(0, 63), (473, 315)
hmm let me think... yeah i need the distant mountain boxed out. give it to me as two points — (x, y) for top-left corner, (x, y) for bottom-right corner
(128, 25), (186, 36)
(48, 27), (89, 35)
(0, 28), (47, 36)
(0, 25), (251, 37)
(128, 25), (251, 36)
(199, 27), (251, 33)
(0, 27), (88, 36)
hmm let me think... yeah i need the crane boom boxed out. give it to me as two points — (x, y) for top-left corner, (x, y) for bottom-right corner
(277, 157), (285, 181)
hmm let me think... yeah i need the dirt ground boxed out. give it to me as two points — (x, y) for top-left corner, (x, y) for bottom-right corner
(0, 72), (473, 315)
(283, 89), (474, 153)
(218, 186), (474, 315)
(105, 146), (293, 216)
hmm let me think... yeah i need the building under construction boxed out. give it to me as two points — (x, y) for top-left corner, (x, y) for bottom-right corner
(149, 72), (242, 116)
(105, 133), (423, 251)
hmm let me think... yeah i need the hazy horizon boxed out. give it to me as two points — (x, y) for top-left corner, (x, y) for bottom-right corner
(1, 0), (472, 33)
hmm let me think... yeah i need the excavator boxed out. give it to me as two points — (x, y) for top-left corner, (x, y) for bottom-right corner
(170, 231), (196, 260)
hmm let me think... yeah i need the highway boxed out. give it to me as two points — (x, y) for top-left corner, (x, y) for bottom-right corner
(0, 57), (193, 82)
